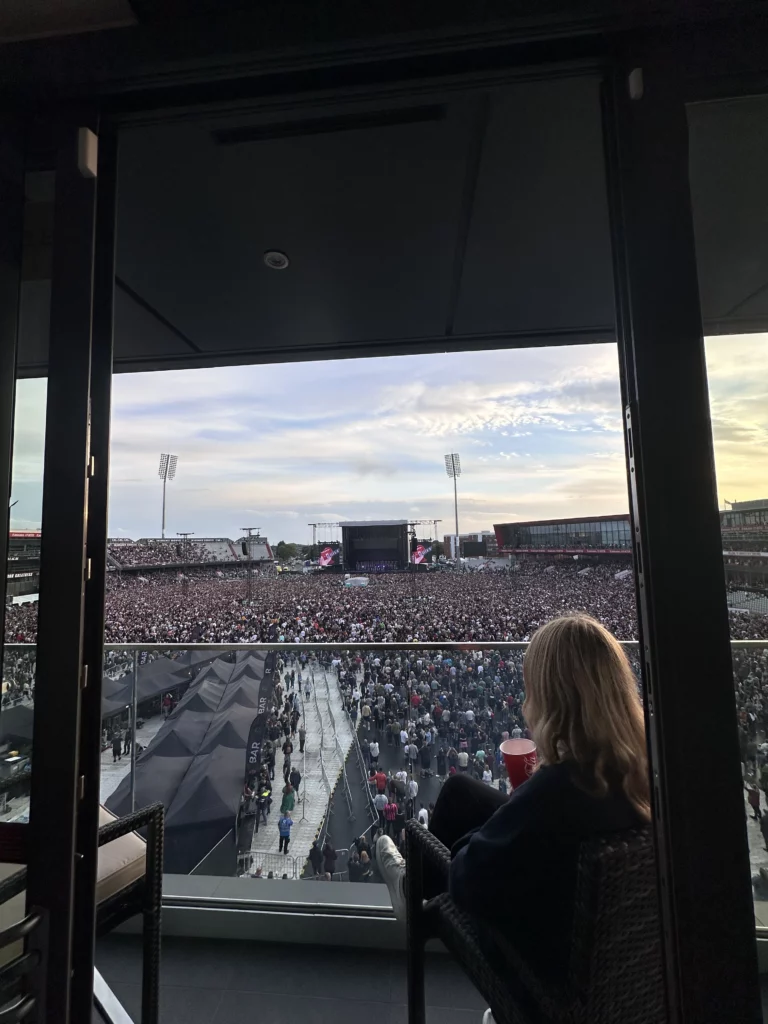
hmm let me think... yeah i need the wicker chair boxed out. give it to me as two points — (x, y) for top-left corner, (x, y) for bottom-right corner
(0, 802), (163, 1024)
(405, 819), (666, 1024)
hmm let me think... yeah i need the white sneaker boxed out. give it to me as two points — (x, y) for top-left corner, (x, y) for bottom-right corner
(376, 834), (406, 922)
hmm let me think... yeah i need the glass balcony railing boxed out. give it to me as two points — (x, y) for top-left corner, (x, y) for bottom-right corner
(1, 640), (767, 923)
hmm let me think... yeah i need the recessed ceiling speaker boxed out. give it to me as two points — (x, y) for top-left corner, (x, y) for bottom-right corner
(263, 250), (289, 270)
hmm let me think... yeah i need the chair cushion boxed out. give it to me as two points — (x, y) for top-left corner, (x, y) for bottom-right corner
(0, 804), (147, 967)
(96, 805), (146, 903)
(0, 863), (26, 967)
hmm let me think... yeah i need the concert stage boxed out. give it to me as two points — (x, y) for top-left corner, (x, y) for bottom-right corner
(340, 520), (409, 572)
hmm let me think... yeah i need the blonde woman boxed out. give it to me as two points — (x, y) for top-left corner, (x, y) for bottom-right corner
(378, 613), (650, 983)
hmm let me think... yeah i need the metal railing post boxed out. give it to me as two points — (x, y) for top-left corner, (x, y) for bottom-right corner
(131, 650), (138, 813)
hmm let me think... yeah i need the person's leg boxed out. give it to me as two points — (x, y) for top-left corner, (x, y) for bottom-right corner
(429, 773), (507, 855)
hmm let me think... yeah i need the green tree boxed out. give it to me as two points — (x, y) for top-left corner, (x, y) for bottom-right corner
(275, 540), (299, 562)
(431, 540), (444, 558)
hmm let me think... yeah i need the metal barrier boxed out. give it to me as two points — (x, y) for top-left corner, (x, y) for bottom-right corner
(238, 850), (298, 879)
(320, 668), (356, 822)
(343, 697), (379, 827)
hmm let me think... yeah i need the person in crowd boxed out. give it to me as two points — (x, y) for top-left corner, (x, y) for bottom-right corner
(308, 840), (324, 877)
(254, 782), (270, 832)
(406, 776), (418, 819)
(359, 850), (373, 881)
(111, 725), (123, 763)
(747, 782), (762, 821)
(289, 766), (302, 797)
(348, 850), (363, 883)
(369, 767), (387, 795)
(417, 803), (429, 827)
(384, 798), (398, 837)
(374, 790), (388, 831)
(369, 738), (380, 767)
(280, 783), (295, 814)
(361, 702), (372, 731)
(323, 839), (338, 878)
(299, 725), (307, 753)
(278, 810), (293, 854)
(123, 726), (132, 757)
(376, 614), (651, 989)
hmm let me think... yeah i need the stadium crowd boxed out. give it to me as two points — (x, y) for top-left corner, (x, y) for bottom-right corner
(108, 540), (221, 567)
(5, 561), (768, 646)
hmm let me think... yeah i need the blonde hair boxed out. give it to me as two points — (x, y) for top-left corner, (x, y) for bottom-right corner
(524, 614), (651, 820)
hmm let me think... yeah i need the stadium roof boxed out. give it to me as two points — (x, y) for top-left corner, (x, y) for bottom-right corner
(341, 520), (409, 528)
(494, 514), (630, 529)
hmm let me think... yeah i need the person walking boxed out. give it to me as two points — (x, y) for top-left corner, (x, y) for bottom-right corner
(122, 724), (132, 757)
(280, 783), (295, 814)
(374, 790), (388, 832)
(111, 726), (123, 763)
(369, 739), (380, 768)
(323, 840), (338, 878)
(406, 776), (418, 819)
(384, 798), (398, 837)
(747, 783), (763, 821)
(278, 811), (293, 854)
(308, 840), (323, 877)
(361, 702), (372, 732)
(299, 726), (306, 753)
(255, 784), (270, 833)
(289, 766), (302, 798)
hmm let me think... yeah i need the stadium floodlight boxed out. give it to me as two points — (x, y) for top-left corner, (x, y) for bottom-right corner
(158, 453), (178, 538)
(444, 453), (461, 541)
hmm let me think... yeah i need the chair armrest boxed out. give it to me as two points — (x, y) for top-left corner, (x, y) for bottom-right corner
(0, 871), (26, 908)
(405, 819), (451, 885)
(98, 803), (164, 848)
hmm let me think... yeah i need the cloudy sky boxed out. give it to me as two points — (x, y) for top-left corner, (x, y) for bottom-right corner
(8, 335), (767, 544)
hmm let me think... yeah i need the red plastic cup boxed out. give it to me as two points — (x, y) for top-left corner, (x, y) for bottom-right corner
(500, 738), (537, 790)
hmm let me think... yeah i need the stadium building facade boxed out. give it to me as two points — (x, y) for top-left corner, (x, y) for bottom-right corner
(494, 515), (632, 559)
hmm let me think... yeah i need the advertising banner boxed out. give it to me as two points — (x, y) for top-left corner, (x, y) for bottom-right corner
(244, 652), (276, 781)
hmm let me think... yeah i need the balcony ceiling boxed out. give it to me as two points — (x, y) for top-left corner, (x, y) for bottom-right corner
(14, 79), (768, 375)
(0, 0), (135, 43)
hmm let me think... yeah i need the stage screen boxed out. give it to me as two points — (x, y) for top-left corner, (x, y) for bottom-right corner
(463, 540), (486, 556)
(411, 541), (433, 564)
(318, 543), (341, 567)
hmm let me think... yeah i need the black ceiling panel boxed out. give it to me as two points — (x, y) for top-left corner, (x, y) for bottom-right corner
(15, 77), (768, 376)
(452, 77), (615, 337)
(688, 95), (768, 333)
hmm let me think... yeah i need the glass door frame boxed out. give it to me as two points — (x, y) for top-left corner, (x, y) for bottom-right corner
(3, 16), (768, 1022)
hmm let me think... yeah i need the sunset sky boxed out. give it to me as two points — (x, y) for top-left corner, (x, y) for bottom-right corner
(9, 334), (767, 544)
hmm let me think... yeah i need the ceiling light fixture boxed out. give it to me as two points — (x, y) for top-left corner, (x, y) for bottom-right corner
(263, 250), (289, 270)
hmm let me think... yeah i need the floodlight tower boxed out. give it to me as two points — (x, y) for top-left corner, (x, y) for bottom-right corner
(444, 453), (461, 542)
(158, 454), (178, 538)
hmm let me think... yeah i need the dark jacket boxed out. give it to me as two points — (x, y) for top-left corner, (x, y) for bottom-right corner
(309, 844), (323, 871)
(323, 844), (337, 872)
(449, 761), (643, 983)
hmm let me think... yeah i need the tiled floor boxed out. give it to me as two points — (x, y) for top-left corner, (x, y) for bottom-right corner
(97, 935), (487, 1024)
